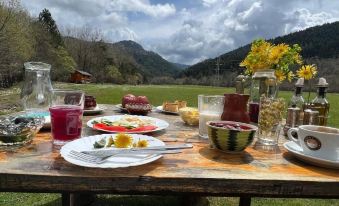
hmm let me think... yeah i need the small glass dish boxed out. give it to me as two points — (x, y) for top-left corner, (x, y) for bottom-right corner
(0, 113), (44, 150)
(179, 107), (199, 126)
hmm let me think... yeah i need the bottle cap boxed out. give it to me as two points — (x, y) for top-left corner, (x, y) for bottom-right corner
(316, 77), (328, 87)
(295, 78), (304, 87)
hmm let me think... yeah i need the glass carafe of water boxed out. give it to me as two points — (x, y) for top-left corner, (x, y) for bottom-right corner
(21, 62), (53, 111)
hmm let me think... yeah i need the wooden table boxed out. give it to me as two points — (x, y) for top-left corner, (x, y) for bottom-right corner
(0, 104), (338, 206)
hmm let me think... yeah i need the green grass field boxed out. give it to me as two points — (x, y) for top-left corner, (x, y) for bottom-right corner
(0, 83), (338, 206)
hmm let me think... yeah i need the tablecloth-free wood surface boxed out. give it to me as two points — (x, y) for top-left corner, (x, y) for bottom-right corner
(0, 104), (338, 199)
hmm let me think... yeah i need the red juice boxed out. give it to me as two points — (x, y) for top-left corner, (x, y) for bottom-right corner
(49, 105), (83, 145)
(249, 102), (260, 123)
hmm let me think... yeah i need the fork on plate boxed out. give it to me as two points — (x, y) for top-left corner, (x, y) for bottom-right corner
(68, 149), (182, 164)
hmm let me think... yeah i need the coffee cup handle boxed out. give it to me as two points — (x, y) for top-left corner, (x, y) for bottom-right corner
(287, 127), (299, 143)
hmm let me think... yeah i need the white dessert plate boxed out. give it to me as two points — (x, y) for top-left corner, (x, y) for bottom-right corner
(155, 106), (179, 115)
(87, 115), (169, 134)
(284, 141), (339, 169)
(84, 106), (103, 115)
(60, 134), (164, 168)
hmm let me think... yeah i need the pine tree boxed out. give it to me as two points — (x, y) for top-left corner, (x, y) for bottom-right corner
(38, 8), (63, 47)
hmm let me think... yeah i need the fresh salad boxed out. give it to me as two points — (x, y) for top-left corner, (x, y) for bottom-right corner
(92, 116), (157, 132)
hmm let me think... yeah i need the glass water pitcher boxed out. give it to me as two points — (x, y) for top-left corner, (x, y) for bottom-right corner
(21, 62), (53, 111)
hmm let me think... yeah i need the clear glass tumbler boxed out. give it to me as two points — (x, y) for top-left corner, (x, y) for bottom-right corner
(49, 90), (84, 145)
(257, 97), (286, 145)
(198, 95), (224, 139)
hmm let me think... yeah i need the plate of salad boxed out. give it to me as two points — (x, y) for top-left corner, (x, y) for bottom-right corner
(87, 115), (169, 134)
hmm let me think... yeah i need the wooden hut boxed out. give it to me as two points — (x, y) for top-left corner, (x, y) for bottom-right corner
(70, 70), (92, 83)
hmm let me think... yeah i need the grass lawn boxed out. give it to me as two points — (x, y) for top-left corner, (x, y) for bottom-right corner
(0, 83), (338, 206)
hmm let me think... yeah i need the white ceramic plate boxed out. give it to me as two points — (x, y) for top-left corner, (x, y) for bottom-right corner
(284, 141), (339, 169)
(60, 134), (164, 168)
(155, 106), (179, 115)
(84, 106), (103, 115)
(87, 115), (169, 134)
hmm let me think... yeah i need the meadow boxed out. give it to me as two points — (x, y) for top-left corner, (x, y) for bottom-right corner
(0, 83), (338, 206)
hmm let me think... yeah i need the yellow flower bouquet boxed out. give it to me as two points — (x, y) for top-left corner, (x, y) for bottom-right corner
(240, 39), (302, 82)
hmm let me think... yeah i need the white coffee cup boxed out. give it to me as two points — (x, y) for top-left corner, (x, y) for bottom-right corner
(287, 125), (339, 161)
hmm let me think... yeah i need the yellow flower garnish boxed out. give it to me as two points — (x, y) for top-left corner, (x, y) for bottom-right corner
(136, 139), (148, 148)
(297, 64), (317, 80)
(114, 133), (133, 148)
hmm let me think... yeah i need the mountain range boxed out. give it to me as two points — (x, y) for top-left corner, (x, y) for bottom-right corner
(111, 40), (182, 77)
(64, 21), (339, 88)
(182, 21), (339, 89)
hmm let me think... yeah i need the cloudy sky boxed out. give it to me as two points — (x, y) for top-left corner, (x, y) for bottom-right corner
(22, 0), (339, 65)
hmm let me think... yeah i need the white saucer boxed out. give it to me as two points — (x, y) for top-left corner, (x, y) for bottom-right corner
(284, 141), (339, 169)
(155, 106), (179, 115)
(84, 106), (103, 115)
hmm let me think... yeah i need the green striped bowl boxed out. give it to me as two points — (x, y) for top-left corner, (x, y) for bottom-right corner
(207, 121), (258, 153)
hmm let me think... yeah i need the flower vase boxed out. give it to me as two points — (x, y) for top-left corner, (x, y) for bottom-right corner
(249, 70), (278, 123)
(257, 97), (286, 145)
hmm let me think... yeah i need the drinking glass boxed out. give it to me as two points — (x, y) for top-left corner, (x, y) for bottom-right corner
(198, 95), (224, 138)
(257, 97), (286, 145)
(49, 90), (84, 145)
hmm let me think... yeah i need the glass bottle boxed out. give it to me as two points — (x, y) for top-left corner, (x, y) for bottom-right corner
(289, 78), (305, 109)
(249, 70), (277, 123)
(289, 78), (305, 125)
(235, 75), (246, 94)
(309, 78), (329, 126)
(21, 62), (53, 112)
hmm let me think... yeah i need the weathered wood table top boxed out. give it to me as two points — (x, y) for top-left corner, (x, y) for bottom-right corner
(0, 104), (338, 198)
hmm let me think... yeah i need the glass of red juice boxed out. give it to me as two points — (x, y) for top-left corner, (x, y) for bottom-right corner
(49, 90), (84, 145)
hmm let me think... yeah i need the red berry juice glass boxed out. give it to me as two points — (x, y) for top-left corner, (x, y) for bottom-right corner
(49, 90), (84, 145)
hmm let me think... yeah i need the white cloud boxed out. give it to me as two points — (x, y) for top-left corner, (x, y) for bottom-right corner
(286, 8), (338, 32)
(21, 0), (176, 42)
(202, 0), (219, 7)
(109, 0), (176, 18)
(20, 0), (339, 64)
(153, 0), (339, 64)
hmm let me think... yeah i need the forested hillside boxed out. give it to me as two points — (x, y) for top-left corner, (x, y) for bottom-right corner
(183, 21), (339, 90)
(0, 1), (182, 87)
(0, 2), (76, 87)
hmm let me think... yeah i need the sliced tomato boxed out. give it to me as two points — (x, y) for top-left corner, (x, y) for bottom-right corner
(93, 123), (127, 132)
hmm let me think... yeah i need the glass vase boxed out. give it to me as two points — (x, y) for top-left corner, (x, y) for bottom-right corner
(249, 69), (278, 123)
(257, 97), (286, 145)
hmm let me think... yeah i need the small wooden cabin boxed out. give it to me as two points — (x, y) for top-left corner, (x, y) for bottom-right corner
(70, 70), (92, 84)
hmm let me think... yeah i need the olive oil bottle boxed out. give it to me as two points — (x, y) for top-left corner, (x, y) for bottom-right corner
(309, 78), (330, 126)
